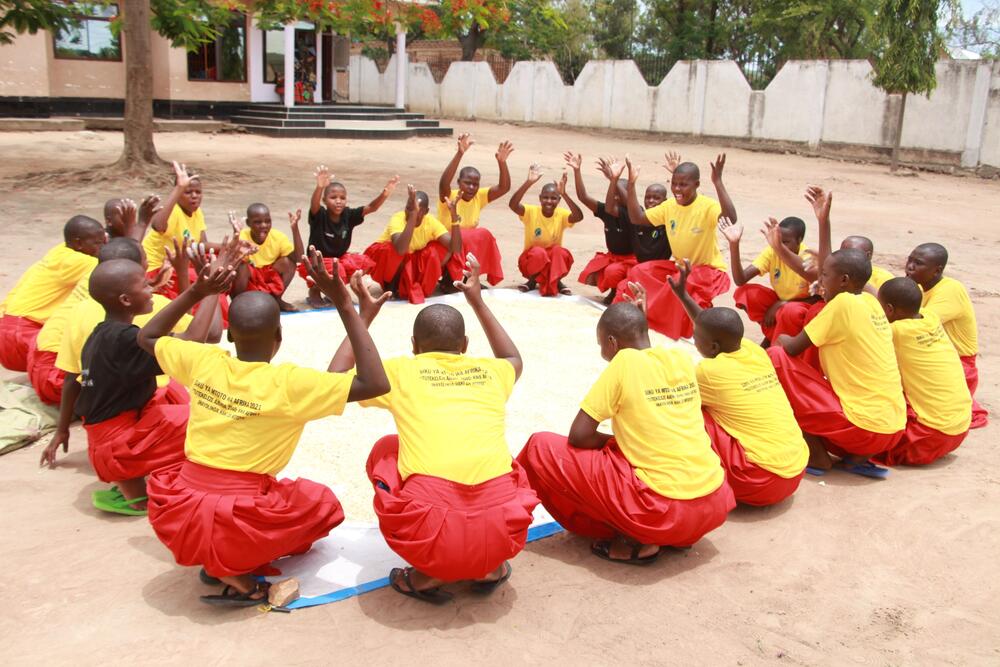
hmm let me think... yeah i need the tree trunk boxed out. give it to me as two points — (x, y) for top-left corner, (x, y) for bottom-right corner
(114, 0), (163, 170)
(890, 91), (907, 172)
(458, 25), (486, 61)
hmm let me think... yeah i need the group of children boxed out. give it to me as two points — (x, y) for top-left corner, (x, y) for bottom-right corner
(0, 138), (987, 607)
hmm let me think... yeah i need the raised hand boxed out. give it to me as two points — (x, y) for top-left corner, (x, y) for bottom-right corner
(457, 133), (474, 154)
(608, 158), (626, 181)
(760, 217), (783, 251)
(348, 270), (391, 320)
(718, 216), (743, 244)
(666, 258), (691, 297)
(227, 210), (246, 235)
(802, 248), (820, 274)
(165, 237), (191, 275)
(663, 150), (682, 174)
(172, 161), (197, 189)
(213, 234), (256, 268)
(804, 185), (832, 222)
(557, 172), (569, 197)
(315, 164), (332, 189)
(710, 153), (726, 184)
(454, 252), (483, 299)
(304, 247), (351, 308)
(527, 163), (544, 183)
(595, 157), (613, 180)
(138, 194), (162, 227)
(149, 264), (175, 292)
(383, 175), (400, 195)
(39, 429), (69, 468)
(406, 183), (417, 209)
(444, 194), (460, 221)
(625, 156), (640, 184)
(288, 208), (302, 229)
(192, 259), (237, 298)
(563, 151), (582, 171)
(496, 140), (514, 162)
(622, 281), (648, 314)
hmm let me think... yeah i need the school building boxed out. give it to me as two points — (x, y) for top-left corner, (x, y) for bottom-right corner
(0, 4), (450, 138)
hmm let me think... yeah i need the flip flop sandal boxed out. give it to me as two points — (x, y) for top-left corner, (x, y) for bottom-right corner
(805, 466), (828, 476)
(92, 490), (148, 516)
(836, 461), (890, 480)
(199, 583), (270, 608)
(591, 540), (660, 566)
(91, 486), (124, 505)
(470, 562), (512, 595)
(389, 567), (453, 605)
(199, 568), (222, 586)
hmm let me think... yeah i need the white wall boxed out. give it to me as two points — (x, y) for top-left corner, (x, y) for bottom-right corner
(349, 55), (1000, 170)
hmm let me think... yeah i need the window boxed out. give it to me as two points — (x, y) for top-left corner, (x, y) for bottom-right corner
(263, 30), (285, 84)
(53, 3), (120, 61)
(187, 12), (246, 82)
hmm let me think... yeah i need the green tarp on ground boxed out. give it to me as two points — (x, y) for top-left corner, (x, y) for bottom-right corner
(0, 380), (59, 456)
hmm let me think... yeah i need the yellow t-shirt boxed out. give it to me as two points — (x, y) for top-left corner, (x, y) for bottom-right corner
(239, 228), (294, 268)
(645, 194), (726, 270)
(143, 205), (207, 272)
(696, 340), (808, 478)
(891, 311), (971, 435)
(921, 276), (978, 357)
(56, 294), (191, 392)
(751, 246), (811, 301)
(804, 292), (906, 434)
(155, 336), (352, 475)
(438, 187), (489, 229)
(869, 264), (894, 290)
(35, 274), (92, 353)
(2, 244), (97, 323)
(519, 205), (573, 250)
(376, 211), (448, 252)
(581, 347), (724, 500)
(360, 353), (515, 485)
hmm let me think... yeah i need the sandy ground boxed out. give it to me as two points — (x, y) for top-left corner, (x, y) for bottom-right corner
(0, 123), (998, 665)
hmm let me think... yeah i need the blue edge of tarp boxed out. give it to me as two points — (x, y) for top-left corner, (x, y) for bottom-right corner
(285, 521), (564, 610)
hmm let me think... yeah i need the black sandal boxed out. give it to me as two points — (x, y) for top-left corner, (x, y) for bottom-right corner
(199, 582), (270, 607)
(199, 568), (221, 586)
(558, 281), (572, 296)
(470, 562), (512, 595)
(517, 279), (537, 293)
(591, 540), (660, 566)
(389, 567), (453, 605)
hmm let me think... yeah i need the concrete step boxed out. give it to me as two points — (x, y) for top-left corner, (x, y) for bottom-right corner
(242, 104), (405, 114)
(229, 115), (325, 128)
(238, 123), (453, 139)
(236, 109), (427, 122)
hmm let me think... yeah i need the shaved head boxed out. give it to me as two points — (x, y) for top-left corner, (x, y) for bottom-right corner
(674, 162), (700, 180)
(541, 182), (559, 194)
(414, 190), (429, 210)
(63, 215), (103, 243)
(89, 259), (144, 311)
(246, 202), (269, 218)
(229, 292), (280, 341)
(696, 307), (744, 351)
(830, 248), (872, 287)
(459, 166), (481, 180)
(323, 182), (347, 198)
(878, 277), (922, 314)
(413, 304), (465, 352)
(914, 242), (948, 268)
(841, 235), (874, 256)
(98, 237), (142, 264)
(646, 184), (667, 198)
(597, 302), (648, 342)
(779, 216), (806, 241)
(103, 198), (123, 221)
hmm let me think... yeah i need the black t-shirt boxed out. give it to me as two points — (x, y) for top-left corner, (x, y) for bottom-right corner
(632, 221), (671, 263)
(595, 202), (633, 256)
(307, 206), (365, 258)
(76, 321), (162, 425)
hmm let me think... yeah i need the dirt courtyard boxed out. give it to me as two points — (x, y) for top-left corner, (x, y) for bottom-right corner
(0, 122), (998, 665)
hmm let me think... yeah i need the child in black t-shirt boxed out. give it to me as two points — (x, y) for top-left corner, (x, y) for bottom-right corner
(39, 244), (240, 516)
(295, 164), (399, 308)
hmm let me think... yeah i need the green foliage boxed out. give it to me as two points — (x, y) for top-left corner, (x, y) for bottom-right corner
(870, 0), (944, 96)
(588, 0), (635, 58)
(944, 0), (1000, 57)
(487, 0), (568, 59)
(0, 0), (72, 44)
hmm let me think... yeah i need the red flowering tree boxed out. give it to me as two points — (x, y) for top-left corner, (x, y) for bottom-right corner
(435, 0), (511, 60)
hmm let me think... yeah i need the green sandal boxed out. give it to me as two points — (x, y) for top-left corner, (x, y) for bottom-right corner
(92, 488), (148, 516)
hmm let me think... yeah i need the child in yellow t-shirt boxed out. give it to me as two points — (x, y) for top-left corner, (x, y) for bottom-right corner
(142, 161), (211, 299)
(142, 250), (390, 608)
(330, 254), (538, 603)
(841, 235), (894, 291)
(618, 155), (737, 340)
(436, 133), (513, 286)
(229, 203), (300, 312)
(874, 277), (971, 465)
(363, 187), (463, 304)
(769, 248), (906, 479)
(904, 242), (987, 428)
(508, 165), (584, 296)
(519, 301), (734, 565)
(0, 215), (106, 372)
(724, 216), (818, 345)
(655, 264), (808, 506)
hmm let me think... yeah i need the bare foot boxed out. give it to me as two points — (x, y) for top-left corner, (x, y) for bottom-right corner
(278, 299), (298, 312)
